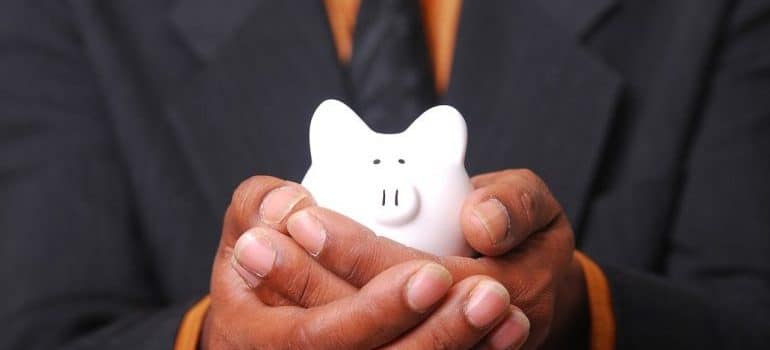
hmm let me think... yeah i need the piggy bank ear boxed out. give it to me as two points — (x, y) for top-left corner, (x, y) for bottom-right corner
(309, 99), (371, 163)
(404, 105), (468, 165)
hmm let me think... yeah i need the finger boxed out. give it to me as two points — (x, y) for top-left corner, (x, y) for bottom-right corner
(472, 216), (573, 349)
(495, 213), (575, 275)
(293, 260), (454, 349)
(480, 306), (531, 350)
(463, 169), (562, 256)
(215, 175), (301, 308)
(254, 285), (298, 307)
(229, 253), (300, 307)
(224, 176), (315, 245)
(470, 169), (521, 188)
(471, 168), (547, 190)
(257, 182), (316, 232)
(286, 206), (494, 287)
(212, 239), (300, 309)
(211, 236), (263, 307)
(286, 206), (430, 287)
(384, 277), (522, 350)
(232, 227), (357, 307)
(207, 239), (308, 348)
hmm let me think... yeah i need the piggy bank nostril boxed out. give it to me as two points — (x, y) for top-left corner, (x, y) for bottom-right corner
(372, 185), (419, 226)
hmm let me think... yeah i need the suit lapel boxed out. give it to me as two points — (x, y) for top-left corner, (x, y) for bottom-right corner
(537, 0), (618, 38)
(167, 0), (348, 213)
(447, 0), (623, 227)
(170, 0), (264, 61)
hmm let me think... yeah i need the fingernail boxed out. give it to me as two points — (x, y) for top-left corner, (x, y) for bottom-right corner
(260, 186), (311, 225)
(234, 230), (276, 278)
(487, 309), (530, 350)
(472, 199), (510, 245)
(406, 263), (453, 312)
(286, 210), (326, 256)
(464, 280), (510, 328)
(230, 255), (261, 288)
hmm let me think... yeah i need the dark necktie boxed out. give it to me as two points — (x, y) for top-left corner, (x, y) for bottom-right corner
(349, 0), (437, 133)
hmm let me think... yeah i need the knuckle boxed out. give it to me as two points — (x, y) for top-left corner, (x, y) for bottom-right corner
(341, 244), (370, 285)
(230, 177), (262, 222)
(341, 231), (385, 286)
(295, 263), (319, 306)
(229, 175), (283, 228)
(518, 188), (537, 230)
(504, 169), (566, 230)
(497, 182), (534, 232)
(231, 175), (281, 206)
(515, 168), (539, 184)
(499, 168), (520, 179)
(515, 169), (549, 196)
(232, 176), (265, 205)
(257, 288), (291, 307)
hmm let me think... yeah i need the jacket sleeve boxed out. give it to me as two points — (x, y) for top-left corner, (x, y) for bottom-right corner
(0, 1), (196, 349)
(602, 2), (770, 349)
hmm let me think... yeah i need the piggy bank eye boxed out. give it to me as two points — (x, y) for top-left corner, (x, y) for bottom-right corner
(373, 159), (381, 165)
(398, 159), (405, 164)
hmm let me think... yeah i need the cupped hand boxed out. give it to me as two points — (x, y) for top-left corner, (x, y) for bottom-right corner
(265, 169), (584, 349)
(203, 176), (528, 349)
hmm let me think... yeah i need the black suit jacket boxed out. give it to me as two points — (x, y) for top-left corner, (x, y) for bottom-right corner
(1, 0), (768, 349)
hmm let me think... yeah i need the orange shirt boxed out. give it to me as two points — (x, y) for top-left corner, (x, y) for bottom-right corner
(175, 2), (615, 349)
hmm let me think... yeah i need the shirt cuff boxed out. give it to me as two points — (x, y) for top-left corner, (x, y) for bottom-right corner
(574, 251), (616, 350)
(174, 295), (211, 350)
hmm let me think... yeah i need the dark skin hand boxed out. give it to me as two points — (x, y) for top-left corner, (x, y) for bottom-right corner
(202, 176), (531, 349)
(234, 169), (589, 349)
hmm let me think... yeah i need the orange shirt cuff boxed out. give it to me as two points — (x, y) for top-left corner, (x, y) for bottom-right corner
(574, 251), (616, 350)
(174, 295), (211, 350)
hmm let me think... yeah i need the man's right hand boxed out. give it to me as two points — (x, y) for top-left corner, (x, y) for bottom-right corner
(201, 176), (527, 349)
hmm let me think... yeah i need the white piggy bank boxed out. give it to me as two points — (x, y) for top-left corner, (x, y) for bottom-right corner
(301, 99), (473, 256)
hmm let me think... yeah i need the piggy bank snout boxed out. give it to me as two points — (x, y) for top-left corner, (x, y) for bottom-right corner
(371, 181), (420, 226)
